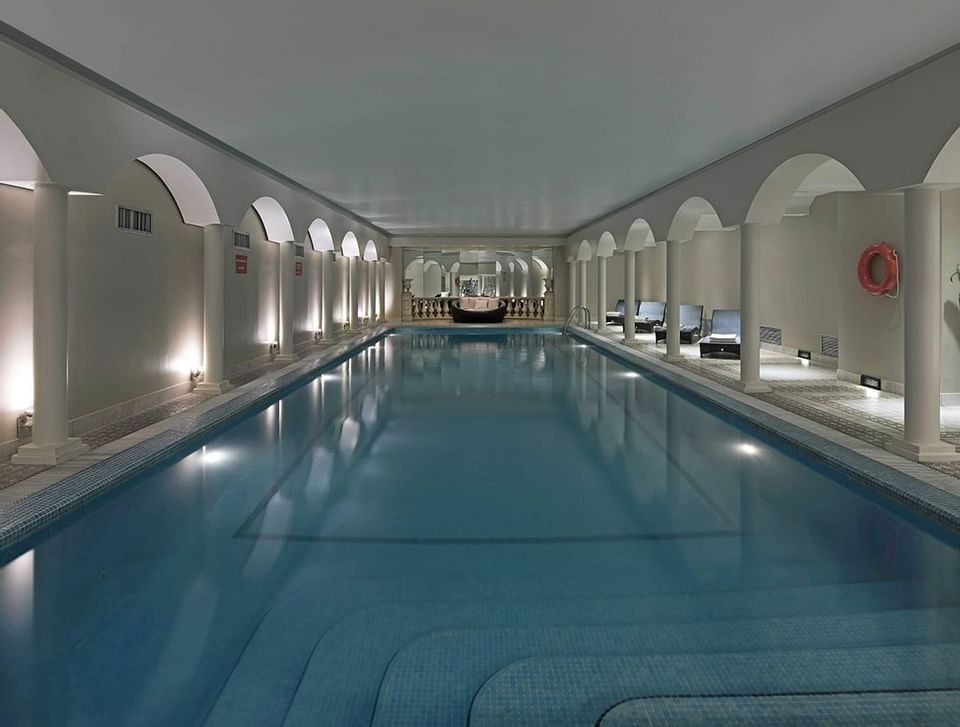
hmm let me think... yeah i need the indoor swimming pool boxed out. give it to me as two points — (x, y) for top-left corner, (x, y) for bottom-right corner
(1, 328), (959, 726)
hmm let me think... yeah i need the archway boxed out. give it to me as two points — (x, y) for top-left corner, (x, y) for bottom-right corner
(0, 108), (48, 187)
(340, 231), (361, 258)
(624, 218), (655, 251)
(667, 196), (724, 242)
(251, 196), (294, 242)
(747, 154), (864, 226)
(138, 153), (220, 226)
(925, 125), (960, 185)
(308, 218), (335, 251)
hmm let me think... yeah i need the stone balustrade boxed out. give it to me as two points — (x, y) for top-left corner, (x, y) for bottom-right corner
(402, 295), (554, 321)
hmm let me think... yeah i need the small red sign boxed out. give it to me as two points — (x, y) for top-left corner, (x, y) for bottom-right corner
(235, 254), (248, 274)
(295, 260), (304, 277)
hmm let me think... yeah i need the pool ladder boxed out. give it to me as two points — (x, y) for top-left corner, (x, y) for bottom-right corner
(562, 306), (592, 335)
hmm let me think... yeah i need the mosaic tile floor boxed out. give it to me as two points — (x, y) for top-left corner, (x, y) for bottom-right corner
(598, 326), (960, 481)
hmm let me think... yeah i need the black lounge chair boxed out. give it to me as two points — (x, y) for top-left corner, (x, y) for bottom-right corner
(605, 299), (626, 324)
(634, 301), (666, 332)
(606, 299), (641, 326)
(654, 304), (704, 344)
(451, 298), (508, 324)
(699, 309), (741, 358)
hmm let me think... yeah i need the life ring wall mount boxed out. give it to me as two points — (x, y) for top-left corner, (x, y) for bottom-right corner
(857, 242), (900, 298)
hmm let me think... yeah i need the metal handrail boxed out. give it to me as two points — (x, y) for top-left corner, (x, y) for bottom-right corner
(562, 306), (592, 334)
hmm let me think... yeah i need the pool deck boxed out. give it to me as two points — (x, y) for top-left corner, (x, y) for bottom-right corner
(584, 324), (960, 529)
(2, 319), (960, 551)
(0, 328), (385, 549)
(595, 326), (960, 478)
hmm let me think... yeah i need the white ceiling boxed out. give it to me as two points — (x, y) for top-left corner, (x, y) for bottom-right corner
(4, 1), (960, 236)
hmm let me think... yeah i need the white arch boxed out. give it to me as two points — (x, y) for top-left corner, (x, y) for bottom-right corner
(341, 231), (361, 258)
(251, 196), (295, 242)
(576, 240), (592, 261)
(926, 125), (960, 185)
(747, 154), (864, 226)
(0, 108), (48, 186)
(667, 197), (723, 242)
(624, 218), (655, 250)
(532, 255), (550, 273)
(596, 231), (617, 257)
(308, 218), (335, 251)
(362, 239), (379, 262)
(138, 153), (220, 226)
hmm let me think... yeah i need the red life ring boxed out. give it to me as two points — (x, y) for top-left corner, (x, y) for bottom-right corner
(857, 242), (899, 296)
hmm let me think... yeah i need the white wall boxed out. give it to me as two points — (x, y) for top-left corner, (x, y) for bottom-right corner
(294, 245), (311, 347)
(758, 197), (840, 354)
(224, 208), (274, 374)
(68, 162), (203, 421)
(836, 192), (905, 384)
(679, 230), (740, 322)
(638, 244), (666, 303)
(940, 188), (960, 394)
(0, 184), (34, 445)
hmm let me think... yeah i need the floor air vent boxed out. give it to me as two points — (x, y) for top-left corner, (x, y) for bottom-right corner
(820, 334), (839, 358)
(759, 326), (782, 346)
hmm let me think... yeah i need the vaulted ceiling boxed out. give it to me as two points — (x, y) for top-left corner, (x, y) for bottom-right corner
(4, 1), (960, 235)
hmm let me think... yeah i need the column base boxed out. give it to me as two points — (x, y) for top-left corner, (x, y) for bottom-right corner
(885, 437), (960, 463)
(275, 354), (299, 364)
(194, 380), (234, 395)
(12, 438), (88, 466)
(735, 380), (772, 394)
(665, 353), (684, 363)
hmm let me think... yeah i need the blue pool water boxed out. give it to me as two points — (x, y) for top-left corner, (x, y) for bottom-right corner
(1, 329), (959, 726)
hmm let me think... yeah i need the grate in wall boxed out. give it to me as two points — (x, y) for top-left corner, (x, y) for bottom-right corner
(233, 231), (251, 249)
(820, 334), (839, 358)
(759, 325), (782, 346)
(117, 205), (152, 234)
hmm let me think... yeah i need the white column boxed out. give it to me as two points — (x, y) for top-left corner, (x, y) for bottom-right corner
(276, 242), (297, 361)
(624, 249), (636, 342)
(378, 261), (387, 322)
(13, 183), (87, 465)
(568, 258), (577, 311)
(320, 251), (335, 339)
(194, 224), (233, 393)
(887, 186), (958, 462)
(737, 223), (770, 393)
(579, 260), (588, 323)
(665, 240), (682, 361)
(348, 256), (360, 329)
(597, 255), (607, 330)
(367, 260), (376, 323)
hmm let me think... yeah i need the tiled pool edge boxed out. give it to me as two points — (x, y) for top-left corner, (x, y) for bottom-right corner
(0, 327), (389, 554)
(4, 323), (959, 555)
(573, 326), (960, 534)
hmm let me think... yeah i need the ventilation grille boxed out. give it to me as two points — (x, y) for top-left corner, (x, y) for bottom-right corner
(233, 231), (250, 249)
(820, 334), (839, 358)
(759, 325), (782, 346)
(294, 244), (305, 258)
(117, 205), (152, 234)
